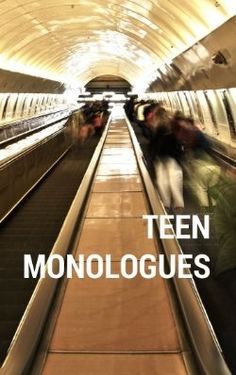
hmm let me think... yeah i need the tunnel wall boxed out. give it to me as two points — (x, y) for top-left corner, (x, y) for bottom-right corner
(147, 16), (236, 92)
(0, 69), (65, 94)
(0, 69), (70, 123)
(0, 93), (71, 123)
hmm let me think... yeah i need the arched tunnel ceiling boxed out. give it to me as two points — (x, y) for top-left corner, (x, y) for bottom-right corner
(0, 1), (235, 92)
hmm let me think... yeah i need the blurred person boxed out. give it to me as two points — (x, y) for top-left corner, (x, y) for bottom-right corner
(78, 101), (108, 142)
(71, 109), (86, 142)
(78, 123), (95, 143)
(91, 112), (104, 135)
(172, 115), (208, 152)
(142, 103), (159, 140)
(133, 100), (141, 121)
(136, 101), (150, 125)
(173, 116), (220, 210)
(124, 95), (137, 122)
(150, 110), (184, 211)
(101, 99), (109, 113)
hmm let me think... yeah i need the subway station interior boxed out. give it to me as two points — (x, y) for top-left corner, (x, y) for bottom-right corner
(0, 1), (236, 375)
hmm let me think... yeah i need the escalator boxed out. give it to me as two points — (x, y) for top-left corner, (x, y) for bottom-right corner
(0, 133), (102, 365)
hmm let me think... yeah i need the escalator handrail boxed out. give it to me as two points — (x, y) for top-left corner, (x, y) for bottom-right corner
(0, 104), (84, 148)
(0, 120), (68, 169)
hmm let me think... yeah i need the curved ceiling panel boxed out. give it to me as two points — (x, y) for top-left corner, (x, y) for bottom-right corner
(0, 0), (235, 92)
